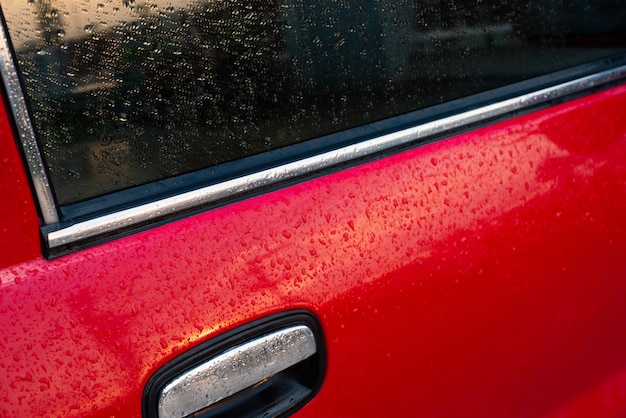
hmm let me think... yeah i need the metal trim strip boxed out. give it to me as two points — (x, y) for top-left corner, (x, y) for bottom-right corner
(0, 19), (59, 224)
(45, 64), (626, 250)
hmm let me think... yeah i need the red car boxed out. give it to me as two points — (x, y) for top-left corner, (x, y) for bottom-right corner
(2, 0), (626, 417)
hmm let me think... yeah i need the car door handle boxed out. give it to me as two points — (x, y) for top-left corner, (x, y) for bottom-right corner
(144, 312), (325, 418)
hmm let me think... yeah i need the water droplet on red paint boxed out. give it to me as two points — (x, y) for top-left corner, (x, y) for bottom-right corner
(17, 373), (33, 382)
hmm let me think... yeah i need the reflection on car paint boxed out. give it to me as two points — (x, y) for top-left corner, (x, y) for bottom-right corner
(3, 85), (626, 416)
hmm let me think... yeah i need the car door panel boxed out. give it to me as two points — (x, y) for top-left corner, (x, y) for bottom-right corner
(2, 83), (626, 416)
(0, 98), (40, 268)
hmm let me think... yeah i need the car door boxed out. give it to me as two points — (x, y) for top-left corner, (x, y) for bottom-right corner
(2, 0), (626, 417)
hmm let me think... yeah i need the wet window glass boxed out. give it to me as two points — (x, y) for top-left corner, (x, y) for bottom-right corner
(2, 0), (626, 204)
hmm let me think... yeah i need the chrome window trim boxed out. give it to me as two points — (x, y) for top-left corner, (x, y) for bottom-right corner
(0, 21), (59, 224)
(44, 64), (626, 251)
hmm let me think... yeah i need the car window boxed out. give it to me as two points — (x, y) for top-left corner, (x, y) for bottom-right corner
(2, 0), (625, 206)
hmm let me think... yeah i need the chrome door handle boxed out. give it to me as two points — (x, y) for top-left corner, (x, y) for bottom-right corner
(159, 326), (317, 418)
(143, 312), (325, 418)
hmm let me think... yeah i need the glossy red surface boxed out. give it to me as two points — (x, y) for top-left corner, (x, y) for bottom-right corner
(0, 97), (41, 269)
(2, 85), (626, 417)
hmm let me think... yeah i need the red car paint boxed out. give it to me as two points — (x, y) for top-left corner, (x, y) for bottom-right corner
(2, 85), (626, 417)
(0, 98), (40, 269)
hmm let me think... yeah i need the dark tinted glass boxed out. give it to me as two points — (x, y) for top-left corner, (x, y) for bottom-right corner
(3, 0), (626, 204)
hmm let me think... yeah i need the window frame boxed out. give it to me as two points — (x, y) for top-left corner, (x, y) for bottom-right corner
(1, 10), (626, 258)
